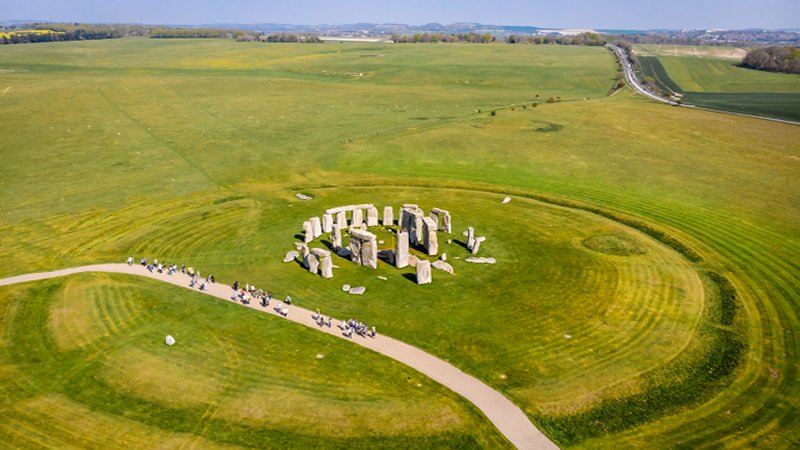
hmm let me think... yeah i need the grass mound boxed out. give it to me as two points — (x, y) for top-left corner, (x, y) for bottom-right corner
(582, 233), (648, 256)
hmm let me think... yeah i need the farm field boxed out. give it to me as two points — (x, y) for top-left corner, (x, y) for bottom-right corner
(634, 44), (748, 60)
(1, 38), (799, 448)
(634, 45), (800, 121)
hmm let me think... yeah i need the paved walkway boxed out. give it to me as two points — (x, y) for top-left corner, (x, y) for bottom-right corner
(0, 263), (558, 450)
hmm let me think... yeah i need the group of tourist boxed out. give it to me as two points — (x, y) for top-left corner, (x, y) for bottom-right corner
(230, 280), (275, 307)
(126, 256), (377, 339)
(339, 318), (377, 339)
(129, 256), (216, 292)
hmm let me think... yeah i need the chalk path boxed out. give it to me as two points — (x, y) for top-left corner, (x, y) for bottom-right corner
(0, 263), (558, 450)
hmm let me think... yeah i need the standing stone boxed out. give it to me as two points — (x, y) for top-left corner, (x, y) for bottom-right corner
(361, 238), (378, 269)
(310, 217), (322, 238)
(410, 210), (424, 246)
(322, 214), (333, 233)
(383, 206), (394, 226)
(395, 230), (409, 268)
(307, 253), (320, 274)
(472, 236), (486, 255)
(422, 217), (439, 256)
(366, 206), (379, 227)
(352, 208), (364, 227)
(416, 260), (432, 285)
(320, 255), (333, 278)
(303, 221), (314, 244)
(429, 209), (440, 225)
(296, 243), (310, 268)
(331, 226), (343, 250)
(466, 227), (475, 251)
(312, 248), (333, 278)
(349, 234), (363, 265)
(441, 211), (452, 234)
(335, 211), (347, 228)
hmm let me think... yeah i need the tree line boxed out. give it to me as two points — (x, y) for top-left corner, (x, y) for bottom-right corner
(388, 31), (606, 45)
(740, 46), (800, 74)
(235, 32), (322, 43)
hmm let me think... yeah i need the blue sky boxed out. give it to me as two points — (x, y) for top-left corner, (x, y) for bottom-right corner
(4, 0), (799, 30)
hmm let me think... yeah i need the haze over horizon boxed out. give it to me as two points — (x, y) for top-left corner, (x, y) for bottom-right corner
(3, 0), (799, 30)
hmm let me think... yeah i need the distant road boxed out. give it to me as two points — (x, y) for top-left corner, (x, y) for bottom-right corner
(607, 44), (800, 126)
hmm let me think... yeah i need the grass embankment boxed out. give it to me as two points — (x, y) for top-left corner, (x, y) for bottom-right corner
(0, 273), (511, 448)
(0, 39), (798, 448)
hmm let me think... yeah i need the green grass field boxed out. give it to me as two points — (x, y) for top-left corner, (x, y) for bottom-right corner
(1, 39), (799, 448)
(633, 45), (800, 121)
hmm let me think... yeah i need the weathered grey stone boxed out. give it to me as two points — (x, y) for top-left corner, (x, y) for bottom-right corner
(348, 286), (366, 295)
(416, 260), (432, 285)
(311, 248), (331, 258)
(320, 255), (333, 278)
(310, 217), (322, 238)
(383, 206), (394, 226)
(395, 230), (409, 268)
(472, 236), (486, 255)
(465, 257), (496, 264)
(377, 276), (387, 281)
(432, 260), (454, 274)
(342, 284), (351, 291)
(322, 214), (333, 233)
(408, 254), (420, 267)
(423, 216), (438, 256)
(466, 227), (475, 251)
(440, 253), (447, 261)
(410, 210), (424, 246)
(307, 253), (320, 274)
(429, 209), (440, 223)
(352, 208), (364, 227)
(502, 196), (511, 204)
(366, 206), (379, 226)
(441, 211), (452, 233)
(295, 193), (313, 200)
(303, 221), (313, 243)
(331, 226), (343, 250)
(283, 250), (299, 263)
(403, 203), (419, 209)
(349, 228), (378, 269)
(335, 211), (347, 228)
(299, 244), (310, 268)
(326, 206), (342, 215)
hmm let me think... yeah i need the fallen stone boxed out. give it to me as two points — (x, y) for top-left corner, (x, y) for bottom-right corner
(283, 250), (299, 263)
(342, 284), (351, 292)
(502, 196), (511, 204)
(295, 193), (313, 200)
(377, 276), (388, 280)
(440, 253), (447, 261)
(348, 286), (366, 295)
(432, 260), (454, 274)
(378, 240), (385, 245)
(465, 257), (496, 264)
(165, 335), (176, 346)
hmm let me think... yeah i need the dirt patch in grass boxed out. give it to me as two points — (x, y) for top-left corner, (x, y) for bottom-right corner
(582, 234), (648, 256)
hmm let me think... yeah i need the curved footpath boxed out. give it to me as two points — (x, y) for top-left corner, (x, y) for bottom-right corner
(0, 263), (558, 450)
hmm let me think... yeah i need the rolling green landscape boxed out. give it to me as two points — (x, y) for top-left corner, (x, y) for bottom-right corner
(1, 38), (798, 448)
(634, 44), (800, 121)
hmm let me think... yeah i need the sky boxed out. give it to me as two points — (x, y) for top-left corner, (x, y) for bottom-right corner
(3, 0), (799, 30)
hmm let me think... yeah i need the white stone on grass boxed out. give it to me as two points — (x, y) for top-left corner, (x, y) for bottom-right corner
(502, 196), (511, 204)
(465, 257), (496, 264)
(415, 260), (432, 285)
(295, 193), (313, 200)
(165, 335), (176, 346)
(342, 284), (351, 292)
(283, 250), (299, 263)
(432, 260), (454, 274)
(348, 286), (366, 295)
